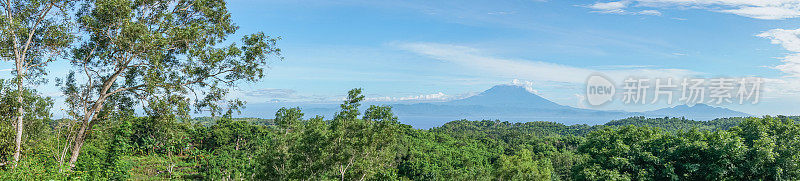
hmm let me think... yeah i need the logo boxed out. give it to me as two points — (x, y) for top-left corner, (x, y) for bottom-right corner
(586, 74), (615, 106)
(584, 75), (762, 106)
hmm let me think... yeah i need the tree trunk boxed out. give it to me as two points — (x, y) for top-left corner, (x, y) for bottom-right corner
(67, 96), (106, 169)
(67, 120), (89, 168)
(12, 94), (22, 166)
(58, 127), (74, 172)
(12, 62), (24, 167)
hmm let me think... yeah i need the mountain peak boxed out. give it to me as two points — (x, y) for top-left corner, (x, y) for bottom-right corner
(482, 84), (536, 95)
(443, 84), (564, 108)
(691, 103), (711, 108)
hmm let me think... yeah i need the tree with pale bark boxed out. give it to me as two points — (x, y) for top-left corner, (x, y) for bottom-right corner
(59, 0), (280, 169)
(0, 0), (74, 167)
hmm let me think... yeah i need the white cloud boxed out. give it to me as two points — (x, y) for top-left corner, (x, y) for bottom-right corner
(774, 54), (800, 77)
(757, 28), (800, 77)
(575, 94), (587, 108)
(756, 28), (800, 99)
(487, 11), (515, 15)
(721, 6), (800, 20)
(396, 42), (700, 84)
(589, 1), (629, 13)
(232, 88), (336, 103)
(593, 65), (655, 69)
(637, 10), (663, 16)
(763, 78), (800, 96)
(367, 92), (450, 102)
(245, 88), (299, 98)
(510, 79), (539, 93)
(586, 1), (662, 16)
(586, 0), (800, 20)
(758, 28), (800, 52)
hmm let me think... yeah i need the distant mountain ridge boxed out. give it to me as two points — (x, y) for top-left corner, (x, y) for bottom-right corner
(644, 104), (751, 119)
(390, 84), (752, 128)
(238, 84), (753, 129)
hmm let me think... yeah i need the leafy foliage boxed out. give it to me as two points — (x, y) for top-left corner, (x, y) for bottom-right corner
(605, 116), (745, 132)
(0, 87), (797, 181)
(192, 116), (274, 127)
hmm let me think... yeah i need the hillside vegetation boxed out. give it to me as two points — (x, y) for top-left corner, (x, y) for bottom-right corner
(3, 88), (799, 181)
(190, 117), (275, 127)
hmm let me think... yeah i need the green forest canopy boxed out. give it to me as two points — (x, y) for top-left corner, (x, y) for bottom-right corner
(2, 88), (799, 180)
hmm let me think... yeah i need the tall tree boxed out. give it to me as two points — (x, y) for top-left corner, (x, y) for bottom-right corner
(0, 0), (74, 166)
(61, 0), (280, 168)
(0, 79), (54, 167)
(328, 88), (401, 180)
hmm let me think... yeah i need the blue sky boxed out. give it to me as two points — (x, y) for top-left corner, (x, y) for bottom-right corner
(6, 0), (800, 117)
